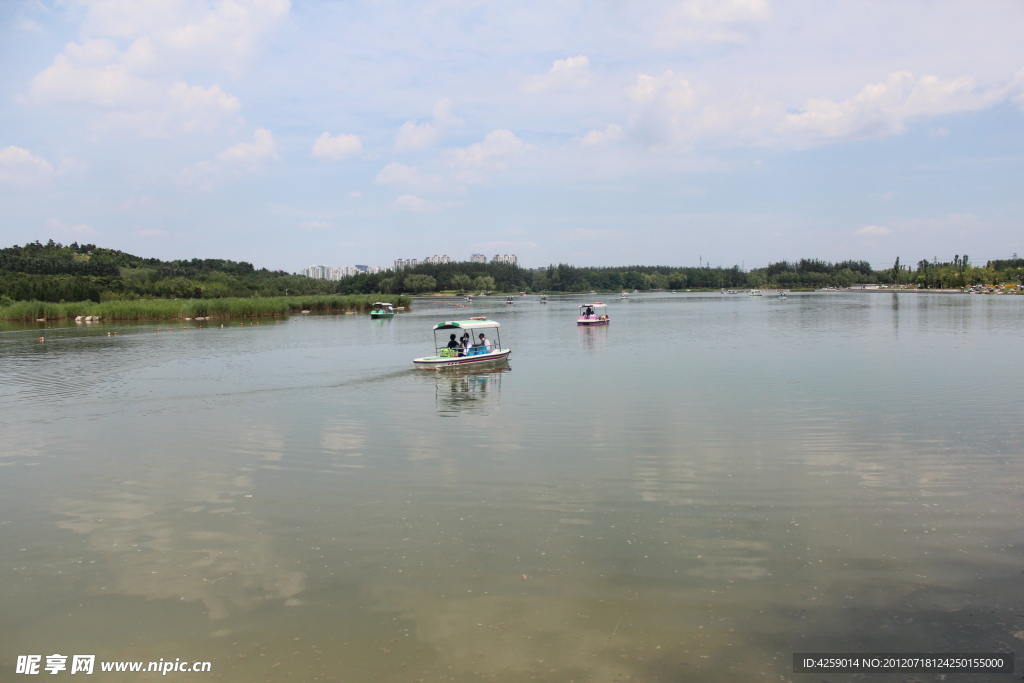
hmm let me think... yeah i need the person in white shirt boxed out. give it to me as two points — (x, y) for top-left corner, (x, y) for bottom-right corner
(476, 333), (490, 351)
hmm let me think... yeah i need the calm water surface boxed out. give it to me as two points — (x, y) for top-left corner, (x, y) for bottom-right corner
(2, 293), (1023, 682)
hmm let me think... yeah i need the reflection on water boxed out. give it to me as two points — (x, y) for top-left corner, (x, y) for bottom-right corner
(578, 324), (608, 353)
(2, 293), (1024, 681)
(427, 364), (509, 416)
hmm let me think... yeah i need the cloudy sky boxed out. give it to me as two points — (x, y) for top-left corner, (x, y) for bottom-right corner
(1, 0), (1023, 271)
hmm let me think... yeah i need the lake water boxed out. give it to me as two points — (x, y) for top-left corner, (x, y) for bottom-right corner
(2, 292), (1023, 682)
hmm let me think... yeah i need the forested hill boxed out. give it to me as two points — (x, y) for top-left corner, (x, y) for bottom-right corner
(0, 240), (337, 304)
(2, 241), (1021, 304)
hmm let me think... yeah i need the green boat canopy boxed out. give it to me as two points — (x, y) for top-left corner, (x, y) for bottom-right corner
(433, 319), (500, 331)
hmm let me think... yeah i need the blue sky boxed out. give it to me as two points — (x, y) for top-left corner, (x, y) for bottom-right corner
(1, 0), (1022, 271)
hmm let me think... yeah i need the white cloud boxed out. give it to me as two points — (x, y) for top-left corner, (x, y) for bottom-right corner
(579, 124), (625, 147)
(28, 44), (242, 134)
(1014, 68), (1024, 110)
(180, 128), (279, 188)
(856, 225), (892, 237)
(521, 55), (593, 94)
(74, 0), (291, 72)
(17, 19), (43, 34)
(393, 195), (460, 212)
(378, 130), (528, 198)
(395, 99), (463, 151)
(627, 71), (700, 145)
(612, 68), (1022, 150)
(782, 71), (1005, 144)
(0, 147), (55, 185)
(30, 39), (149, 107)
(312, 132), (362, 160)
(24, 0), (288, 135)
(449, 129), (528, 183)
(135, 228), (167, 236)
(166, 82), (242, 132)
(653, 0), (770, 48)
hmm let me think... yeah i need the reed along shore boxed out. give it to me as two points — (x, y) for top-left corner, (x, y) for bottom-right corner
(0, 294), (411, 321)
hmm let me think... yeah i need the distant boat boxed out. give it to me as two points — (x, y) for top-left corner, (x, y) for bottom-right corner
(369, 302), (395, 318)
(748, 289), (762, 297)
(539, 295), (547, 304)
(620, 291), (629, 299)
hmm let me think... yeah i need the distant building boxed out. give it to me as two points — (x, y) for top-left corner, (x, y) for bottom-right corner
(491, 254), (517, 266)
(301, 263), (385, 280)
(470, 253), (487, 263)
(301, 265), (333, 279)
(423, 254), (450, 265)
(394, 258), (420, 270)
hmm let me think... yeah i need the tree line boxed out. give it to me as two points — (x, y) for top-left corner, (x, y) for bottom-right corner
(2, 240), (1022, 305)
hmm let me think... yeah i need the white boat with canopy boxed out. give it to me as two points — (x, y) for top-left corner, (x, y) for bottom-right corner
(413, 319), (511, 368)
(577, 302), (609, 326)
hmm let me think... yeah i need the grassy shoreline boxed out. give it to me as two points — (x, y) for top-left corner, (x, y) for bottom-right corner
(0, 294), (411, 321)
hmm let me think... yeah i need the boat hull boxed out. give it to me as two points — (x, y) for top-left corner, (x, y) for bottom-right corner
(370, 313), (394, 319)
(577, 318), (609, 326)
(413, 349), (511, 369)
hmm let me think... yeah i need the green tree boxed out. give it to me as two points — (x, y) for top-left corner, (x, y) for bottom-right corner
(404, 274), (437, 293)
(472, 275), (495, 291)
(452, 274), (472, 292)
(668, 272), (687, 289)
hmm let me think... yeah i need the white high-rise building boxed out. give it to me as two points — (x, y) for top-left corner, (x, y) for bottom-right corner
(491, 254), (518, 266)
(301, 265), (331, 279)
(423, 254), (450, 265)
(301, 263), (386, 279)
(394, 258), (420, 270)
(470, 253), (487, 263)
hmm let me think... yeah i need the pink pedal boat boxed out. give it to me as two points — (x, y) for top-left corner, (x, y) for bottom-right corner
(577, 302), (609, 326)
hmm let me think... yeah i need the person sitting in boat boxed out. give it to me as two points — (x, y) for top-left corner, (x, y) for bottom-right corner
(460, 333), (471, 355)
(584, 306), (593, 318)
(476, 333), (491, 352)
(447, 334), (460, 354)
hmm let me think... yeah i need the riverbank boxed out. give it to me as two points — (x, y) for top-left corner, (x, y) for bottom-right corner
(0, 294), (411, 321)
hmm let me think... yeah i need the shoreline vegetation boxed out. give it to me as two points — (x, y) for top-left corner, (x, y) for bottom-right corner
(0, 294), (412, 322)
(2, 241), (1022, 317)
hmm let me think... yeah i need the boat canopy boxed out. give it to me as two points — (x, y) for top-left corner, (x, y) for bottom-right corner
(580, 302), (607, 309)
(433, 319), (500, 331)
